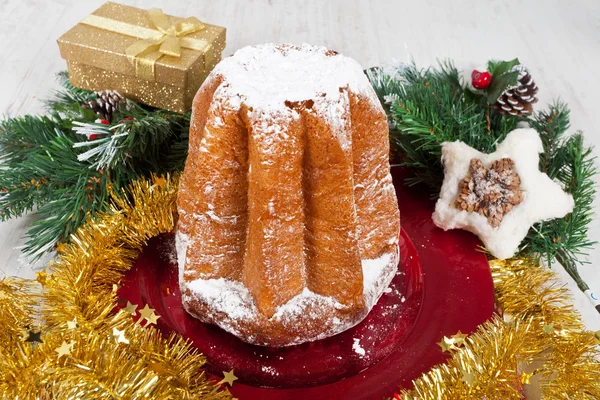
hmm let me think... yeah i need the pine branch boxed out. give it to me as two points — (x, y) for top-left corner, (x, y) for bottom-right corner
(530, 103), (571, 174)
(369, 61), (518, 193)
(24, 171), (110, 258)
(0, 72), (192, 259)
(522, 125), (597, 287)
(0, 116), (68, 219)
(369, 63), (598, 301)
(47, 71), (96, 108)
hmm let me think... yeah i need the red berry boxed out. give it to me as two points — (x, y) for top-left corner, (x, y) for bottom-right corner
(122, 117), (134, 121)
(471, 70), (492, 89)
(88, 133), (108, 140)
(95, 118), (110, 125)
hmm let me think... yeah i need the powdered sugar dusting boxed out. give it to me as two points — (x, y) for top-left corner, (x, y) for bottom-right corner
(203, 44), (382, 160)
(175, 232), (189, 285)
(186, 277), (254, 321)
(209, 43), (381, 114)
(353, 338), (366, 356)
(179, 240), (399, 346)
(362, 252), (393, 309)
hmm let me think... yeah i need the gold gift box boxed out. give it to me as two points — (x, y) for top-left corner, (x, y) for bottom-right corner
(57, 2), (226, 113)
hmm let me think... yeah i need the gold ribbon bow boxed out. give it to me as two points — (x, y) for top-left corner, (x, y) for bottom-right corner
(81, 8), (207, 80)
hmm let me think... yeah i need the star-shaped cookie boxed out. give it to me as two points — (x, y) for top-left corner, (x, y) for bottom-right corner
(432, 128), (574, 259)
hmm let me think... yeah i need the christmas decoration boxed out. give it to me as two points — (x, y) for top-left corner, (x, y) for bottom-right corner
(0, 176), (598, 398)
(112, 327), (130, 344)
(124, 301), (138, 315)
(454, 157), (524, 227)
(57, 2), (226, 113)
(451, 331), (468, 346)
(25, 329), (43, 344)
(0, 53), (596, 397)
(83, 90), (124, 123)
(35, 270), (48, 287)
(437, 336), (455, 353)
(494, 66), (538, 116)
(0, 175), (231, 399)
(0, 72), (190, 259)
(398, 257), (600, 399)
(433, 128), (574, 259)
(139, 304), (161, 326)
(218, 370), (239, 387)
(55, 340), (74, 358)
(471, 69), (491, 89)
(368, 61), (597, 307)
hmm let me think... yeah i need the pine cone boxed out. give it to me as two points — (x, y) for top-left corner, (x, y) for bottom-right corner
(493, 67), (538, 116)
(83, 90), (124, 123)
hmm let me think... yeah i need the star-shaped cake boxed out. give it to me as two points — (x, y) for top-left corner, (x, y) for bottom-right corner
(432, 128), (574, 259)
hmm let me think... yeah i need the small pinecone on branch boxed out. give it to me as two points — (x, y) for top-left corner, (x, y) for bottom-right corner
(493, 67), (538, 116)
(83, 90), (124, 123)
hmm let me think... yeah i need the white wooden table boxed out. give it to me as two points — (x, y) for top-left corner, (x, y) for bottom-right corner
(1, 0), (599, 334)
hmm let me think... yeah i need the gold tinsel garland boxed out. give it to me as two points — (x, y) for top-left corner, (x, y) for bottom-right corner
(0, 175), (599, 399)
(0, 174), (231, 399)
(399, 258), (600, 399)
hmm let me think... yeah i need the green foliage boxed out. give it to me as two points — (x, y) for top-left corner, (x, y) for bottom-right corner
(487, 58), (520, 77)
(0, 72), (190, 259)
(368, 61), (597, 292)
(524, 105), (597, 290)
(369, 62), (519, 191)
(485, 70), (519, 104)
(485, 58), (521, 103)
(48, 71), (96, 107)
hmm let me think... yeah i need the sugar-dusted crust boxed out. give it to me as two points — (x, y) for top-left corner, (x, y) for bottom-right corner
(177, 43), (400, 347)
(178, 232), (399, 347)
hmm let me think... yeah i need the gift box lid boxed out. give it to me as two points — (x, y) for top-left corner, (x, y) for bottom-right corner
(57, 2), (226, 88)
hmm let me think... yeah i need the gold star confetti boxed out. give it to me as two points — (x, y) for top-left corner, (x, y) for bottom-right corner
(139, 304), (160, 325)
(25, 330), (42, 344)
(0, 289), (7, 299)
(124, 301), (138, 316)
(55, 242), (67, 253)
(154, 176), (167, 188)
(437, 336), (455, 353)
(36, 270), (48, 288)
(67, 318), (78, 330)
(542, 323), (555, 335)
(148, 361), (168, 374)
(451, 330), (468, 347)
(503, 312), (515, 324)
(217, 369), (238, 386)
(56, 341), (74, 358)
(520, 371), (534, 385)
(112, 327), (130, 344)
(461, 370), (476, 386)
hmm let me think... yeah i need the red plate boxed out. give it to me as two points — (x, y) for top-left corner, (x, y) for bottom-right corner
(118, 167), (494, 399)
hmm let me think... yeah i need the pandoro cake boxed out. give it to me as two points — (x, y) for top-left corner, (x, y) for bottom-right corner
(176, 43), (400, 347)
